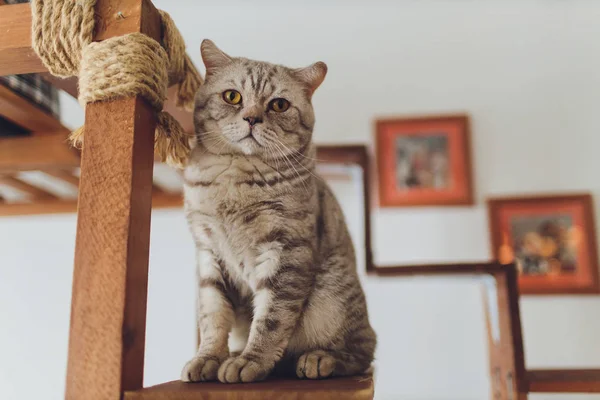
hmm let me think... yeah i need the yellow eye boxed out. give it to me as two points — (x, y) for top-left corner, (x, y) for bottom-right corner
(269, 98), (290, 113)
(223, 90), (242, 105)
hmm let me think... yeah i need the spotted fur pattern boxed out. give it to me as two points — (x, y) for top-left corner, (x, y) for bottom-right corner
(181, 40), (376, 383)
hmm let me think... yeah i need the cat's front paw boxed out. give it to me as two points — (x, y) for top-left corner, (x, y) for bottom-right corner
(181, 355), (222, 382)
(296, 350), (336, 379)
(217, 355), (273, 383)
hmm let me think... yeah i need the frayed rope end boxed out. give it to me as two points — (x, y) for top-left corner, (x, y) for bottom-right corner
(155, 111), (191, 169)
(69, 125), (85, 149)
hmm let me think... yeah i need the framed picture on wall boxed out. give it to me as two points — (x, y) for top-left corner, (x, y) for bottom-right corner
(488, 193), (600, 295)
(375, 114), (473, 207)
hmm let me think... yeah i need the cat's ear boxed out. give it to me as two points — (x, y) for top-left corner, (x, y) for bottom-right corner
(293, 61), (327, 96)
(201, 39), (233, 74)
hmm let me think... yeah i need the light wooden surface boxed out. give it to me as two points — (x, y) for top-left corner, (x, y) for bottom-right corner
(124, 377), (374, 400)
(64, 0), (162, 398)
(0, 133), (80, 172)
(527, 369), (600, 393)
(0, 3), (45, 75)
(0, 85), (69, 133)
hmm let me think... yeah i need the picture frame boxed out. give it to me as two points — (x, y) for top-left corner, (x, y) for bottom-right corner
(375, 114), (473, 207)
(487, 193), (600, 295)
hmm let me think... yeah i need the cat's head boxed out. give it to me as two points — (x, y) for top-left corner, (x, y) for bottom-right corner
(194, 39), (327, 159)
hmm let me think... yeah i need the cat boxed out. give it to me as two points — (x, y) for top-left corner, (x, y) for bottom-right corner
(181, 39), (376, 383)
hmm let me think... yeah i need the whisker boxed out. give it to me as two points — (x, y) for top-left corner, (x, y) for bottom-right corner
(269, 140), (310, 195)
(270, 137), (323, 184)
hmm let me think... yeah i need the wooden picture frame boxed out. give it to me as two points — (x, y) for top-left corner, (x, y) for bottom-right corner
(488, 193), (600, 295)
(375, 114), (473, 207)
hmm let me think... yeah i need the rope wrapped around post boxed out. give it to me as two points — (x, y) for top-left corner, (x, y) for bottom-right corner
(30, 0), (202, 168)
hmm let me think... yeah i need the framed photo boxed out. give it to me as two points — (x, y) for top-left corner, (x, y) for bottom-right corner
(488, 194), (600, 294)
(375, 114), (473, 207)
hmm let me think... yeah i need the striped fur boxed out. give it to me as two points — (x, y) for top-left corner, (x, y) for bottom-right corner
(181, 40), (376, 383)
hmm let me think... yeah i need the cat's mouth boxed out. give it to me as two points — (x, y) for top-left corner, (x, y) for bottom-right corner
(237, 133), (261, 146)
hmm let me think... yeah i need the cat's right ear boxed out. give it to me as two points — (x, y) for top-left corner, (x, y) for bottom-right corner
(201, 39), (232, 75)
(293, 61), (328, 97)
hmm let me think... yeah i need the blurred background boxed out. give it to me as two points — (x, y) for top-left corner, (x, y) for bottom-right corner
(1, 0), (599, 399)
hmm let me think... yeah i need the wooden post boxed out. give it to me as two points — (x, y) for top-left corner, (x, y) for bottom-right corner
(491, 265), (528, 400)
(65, 1), (162, 399)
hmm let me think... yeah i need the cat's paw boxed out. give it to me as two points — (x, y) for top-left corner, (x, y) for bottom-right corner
(217, 356), (272, 383)
(296, 350), (335, 379)
(181, 355), (222, 382)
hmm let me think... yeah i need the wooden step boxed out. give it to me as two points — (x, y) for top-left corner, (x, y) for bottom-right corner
(124, 376), (374, 400)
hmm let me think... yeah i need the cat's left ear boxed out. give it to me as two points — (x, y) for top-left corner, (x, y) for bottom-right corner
(293, 61), (327, 96)
(201, 39), (233, 75)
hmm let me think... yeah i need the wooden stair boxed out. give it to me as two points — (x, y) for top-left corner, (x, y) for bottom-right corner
(125, 376), (374, 400)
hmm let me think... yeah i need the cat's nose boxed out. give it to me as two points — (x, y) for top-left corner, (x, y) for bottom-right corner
(243, 116), (262, 126)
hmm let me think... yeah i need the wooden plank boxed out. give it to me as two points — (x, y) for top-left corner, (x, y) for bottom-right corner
(372, 262), (505, 276)
(0, 192), (182, 217)
(40, 73), (78, 98)
(527, 369), (600, 393)
(43, 170), (80, 187)
(0, 199), (78, 216)
(0, 85), (69, 133)
(64, 0), (162, 399)
(0, 175), (58, 200)
(0, 3), (46, 76)
(0, 133), (80, 172)
(151, 191), (183, 208)
(124, 377), (374, 400)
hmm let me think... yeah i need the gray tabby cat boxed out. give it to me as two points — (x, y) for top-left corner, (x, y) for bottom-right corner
(181, 39), (376, 383)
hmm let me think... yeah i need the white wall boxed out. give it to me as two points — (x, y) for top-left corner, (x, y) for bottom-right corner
(2, 0), (600, 399)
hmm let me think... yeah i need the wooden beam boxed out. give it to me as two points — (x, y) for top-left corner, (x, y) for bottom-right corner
(0, 85), (69, 133)
(494, 266), (528, 400)
(0, 1), (160, 76)
(371, 262), (505, 276)
(43, 170), (80, 187)
(0, 192), (182, 217)
(65, 0), (162, 399)
(40, 73), (78, 98)
(527, 369), (600, 393)
(0, 132), (80, 172)
(0, 175), (58, 200)
(0, 3), (46, 76)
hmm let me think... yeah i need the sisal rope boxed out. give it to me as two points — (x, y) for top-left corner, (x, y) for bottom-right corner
(30, 0), (202, 168)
